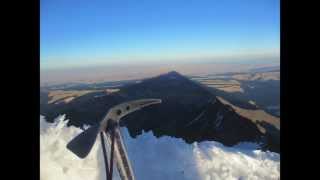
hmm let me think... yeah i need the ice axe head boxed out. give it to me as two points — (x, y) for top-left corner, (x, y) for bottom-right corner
(66, 98), (162, 158)
(100, 98), (162, 129)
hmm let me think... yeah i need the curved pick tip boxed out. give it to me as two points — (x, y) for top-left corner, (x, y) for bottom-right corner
(135, 98), (162, 108)
(142, 98), (161, 104)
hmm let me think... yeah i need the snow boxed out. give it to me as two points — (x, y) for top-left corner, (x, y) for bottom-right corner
(40, 115), (104, 180)
(248, 100), (256, 105)
(185, 110), (206, 127)
(215, 111), (224, 130)
(40, 115), (280, 180)
(185, 98), (217, 127)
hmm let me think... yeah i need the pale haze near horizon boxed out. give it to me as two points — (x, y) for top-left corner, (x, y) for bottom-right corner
(40, 54), (279, 86)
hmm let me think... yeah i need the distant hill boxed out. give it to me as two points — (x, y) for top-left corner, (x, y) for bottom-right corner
(249, 66), (280, 73)
(190, 68), (280, 117)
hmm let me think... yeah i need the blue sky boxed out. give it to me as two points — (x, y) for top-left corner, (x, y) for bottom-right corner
(41, 0), (279, 70)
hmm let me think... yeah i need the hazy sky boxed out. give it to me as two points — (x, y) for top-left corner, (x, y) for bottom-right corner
(41, 0), (279, 70)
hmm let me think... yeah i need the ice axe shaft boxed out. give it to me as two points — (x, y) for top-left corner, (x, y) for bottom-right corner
(100, 132), (109, 180)
(109, 129), (116, 180)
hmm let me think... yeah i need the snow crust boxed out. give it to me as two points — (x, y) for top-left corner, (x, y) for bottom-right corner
(40, 115), (280, 180)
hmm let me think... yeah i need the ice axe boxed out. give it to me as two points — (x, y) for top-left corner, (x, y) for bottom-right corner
(66, 99), (162, 180)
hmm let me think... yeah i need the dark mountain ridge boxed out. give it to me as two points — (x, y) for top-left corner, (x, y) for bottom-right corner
(40, 71), (279, 152)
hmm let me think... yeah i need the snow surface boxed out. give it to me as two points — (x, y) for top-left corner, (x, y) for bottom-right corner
(40, 115), (280, 180)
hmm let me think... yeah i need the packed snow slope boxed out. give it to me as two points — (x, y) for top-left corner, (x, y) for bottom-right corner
(40, 115), (280, 180)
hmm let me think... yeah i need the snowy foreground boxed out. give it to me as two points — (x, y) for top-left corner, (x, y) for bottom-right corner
(40, 115), (280, 180)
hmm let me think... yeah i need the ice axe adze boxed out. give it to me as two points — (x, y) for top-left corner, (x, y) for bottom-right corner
(66, 99), (162, 180)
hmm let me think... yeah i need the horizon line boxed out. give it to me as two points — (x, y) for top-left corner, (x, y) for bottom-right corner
(41, 49), (279, 71)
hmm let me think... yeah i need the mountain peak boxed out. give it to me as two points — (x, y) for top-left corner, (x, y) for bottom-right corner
(166, 71), (182, 76)
(155, 71), (186, 80)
